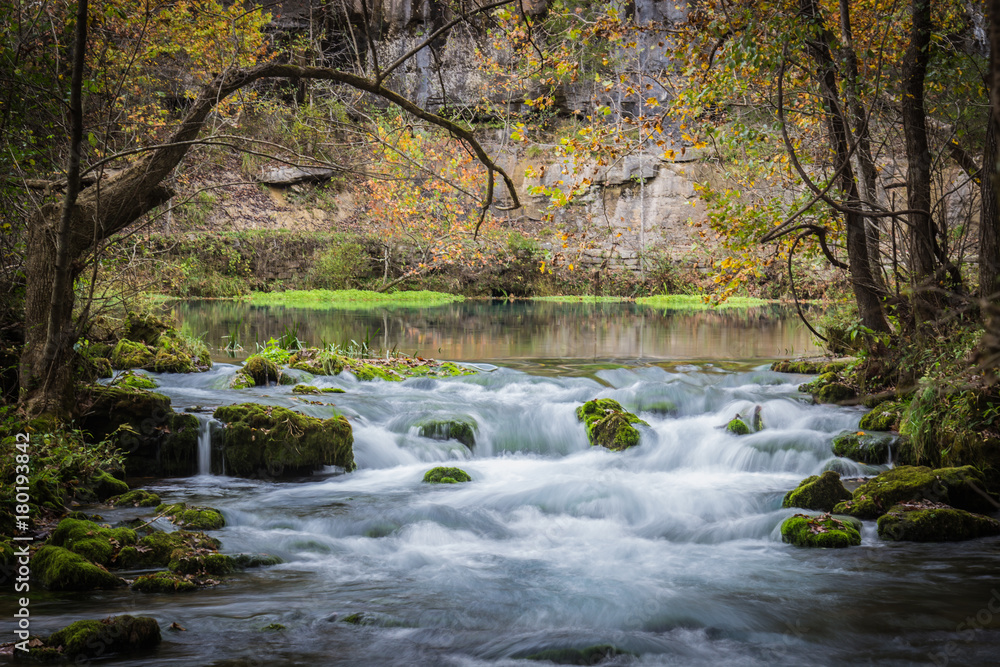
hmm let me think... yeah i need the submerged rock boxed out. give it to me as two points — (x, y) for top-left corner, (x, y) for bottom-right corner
(780, 513), (861, 548)
(576, 399), (648, 451)
(832, 465), (997, 520)
(415, 417), (477, 448)
(156, 502), (226, 530)
(782, 471), (853, 512)
(832, 430), (904, 464)
(32, 545), (125, 590)
(45, 615), (161, 659)
(214, 403), (355, 477)
(423, 466), (472, 484)
(876, 501), (1000, 542)
(520, 644), (636, 664)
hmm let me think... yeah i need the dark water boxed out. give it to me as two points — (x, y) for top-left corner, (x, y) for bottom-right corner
(167, 299), (822, 363)
(3, 301), (999, 666)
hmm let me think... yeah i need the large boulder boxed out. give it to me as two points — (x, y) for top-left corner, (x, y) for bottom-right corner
(831, 431), (905, 464)
(780, 513), (862, 548)
(214, 403), (355, 477)
(576, 399), (648, 451)
(832, 465), (997, 520)
(877, 501), (1000, 542)
(782, 471), (853, 512)
(77, 386), (200, 477)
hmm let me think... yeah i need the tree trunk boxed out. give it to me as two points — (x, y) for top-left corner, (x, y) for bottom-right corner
(982, 110), (1000, 305)
(801, 0), (889, 333)
(901, 0), (938, 318)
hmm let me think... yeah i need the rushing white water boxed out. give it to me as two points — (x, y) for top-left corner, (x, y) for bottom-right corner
(14, 360), (1000, 666)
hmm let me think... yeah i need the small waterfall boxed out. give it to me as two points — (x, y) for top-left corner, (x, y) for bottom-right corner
(193, 414), (221, 476)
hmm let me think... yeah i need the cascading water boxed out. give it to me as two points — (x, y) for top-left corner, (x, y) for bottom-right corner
(192, 413), (220, 476)
(20, 353), (1000, 665)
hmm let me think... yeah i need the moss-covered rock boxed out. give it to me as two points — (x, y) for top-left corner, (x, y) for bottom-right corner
(119, 372), (158, 390)
(230, 371), (256, 389)
(132, 572), (198, 592)
(288, 348), (474, 380)
(832, 431), (904, 464)
(169, 551), (236, 576)
(233, 553), (283, 568)
(89, 470), (129, 501)
(292, 384), (345, 394)
(832, 465), (997, 520)
(772, 359), (851, 374)
(77, 385), (200, 477)
(124, 311), (170, 345)
(242, 354), (280, 385)
(816, 382), (856, 404)
(576, 399), (648, 451)
(214, 403), (355, 477)
(423, 466), (472, 484)
(780, 513), (861, 548)
(521, 644), (636, 664)
(32, 546), (125, 590)
(415, 417), (477, 448)
(46, 615), (160, 659)
(782, 471), (853, 511)
(726, 417), (751, 435)
(109, 489), (161, 507)
(151, 331), (211, 373)
(49, 518), (138, 566)
(876, 501), (1000, 542)
(156, 502), (226, 530)
(859, 400), (905, 431)
(137, 529), (221, 567)
(111, 339), (155, 370)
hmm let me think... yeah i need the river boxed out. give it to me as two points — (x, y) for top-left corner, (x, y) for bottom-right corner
(7, 300), (1000, 665)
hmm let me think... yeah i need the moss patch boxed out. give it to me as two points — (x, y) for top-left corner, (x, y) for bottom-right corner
(214, 403), (355, 476)
(859, 400), (905, 431)
(90, 470), (129, 501)
(782, 471), (853, 512)
(32, 545), (124, 590)
(877, 501), (1000, 542)
(119, 372), (158, 390)
(780, 513), (861, 548)
(832, 465), (997, 520)
(156, 502), (226, 530)
(575, 398), (648, 451)
(423, 466), (472, 484)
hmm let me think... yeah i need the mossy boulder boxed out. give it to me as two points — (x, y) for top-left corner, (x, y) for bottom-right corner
(782, 471), (853, 512)
(77, 385), (200, 477)
(415, 417), (477, 448)
(110, 331), (210, 374)
(169, 551), (236, 576)
(132, 572), (198, 593)
(423, 466), (472, 484)
(49, 518), (137, 566)
(89, 470), (130, 501)
(156, 502), (225, 530)
(521, 644), (636, 664)
(576, 399), (648, 451)
(111, 339), (155, 370)
(288, 348), (345, 375)
(239, 354), (294, 386)
(772, 359), (850, 374)
(832, 465), (997, 520)
(816, 382), (856, 404)
(780, 513), (862, 548)
(859, 400), (905, 431)
(832, 431), (904, 464)
(124, 311), (170, 344)
(726, 417), (751, 435)
(214, 403), (355, 477)
(109, 489), (161, 507)
(233, 553), (283, 568)
(46, 615), (160, 659)
(32, 546), (125, 590)
(876, 501), (1000, 542)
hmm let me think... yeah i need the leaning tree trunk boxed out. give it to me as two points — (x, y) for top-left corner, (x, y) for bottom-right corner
(901, 0), (939, 322)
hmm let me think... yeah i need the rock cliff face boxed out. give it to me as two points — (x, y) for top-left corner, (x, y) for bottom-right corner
(273, 1), (705, 272)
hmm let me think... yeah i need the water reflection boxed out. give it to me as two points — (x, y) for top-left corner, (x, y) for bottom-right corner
(169, 299), (821, 362)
